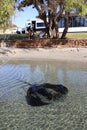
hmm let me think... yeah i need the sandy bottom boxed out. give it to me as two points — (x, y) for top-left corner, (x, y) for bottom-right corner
(0, 47), (87, 130)
(0, 47), (87, 63)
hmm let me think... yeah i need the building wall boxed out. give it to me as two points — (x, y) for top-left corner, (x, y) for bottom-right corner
(0, 27), (17, 34)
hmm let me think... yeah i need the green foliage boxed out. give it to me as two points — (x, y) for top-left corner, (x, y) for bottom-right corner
(77, 1), (87, 15)
(0, 34), (29, 41)
(0, 0), (15, 31)
(65, 0), (87, 16)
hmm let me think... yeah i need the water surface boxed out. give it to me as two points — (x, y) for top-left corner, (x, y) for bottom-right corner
(0, 60), (87, 130)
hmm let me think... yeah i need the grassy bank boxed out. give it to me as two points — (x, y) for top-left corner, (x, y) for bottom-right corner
(65, 33), (87, 39)
(0, 34), (29, 41)
(0, 33), (87, 41)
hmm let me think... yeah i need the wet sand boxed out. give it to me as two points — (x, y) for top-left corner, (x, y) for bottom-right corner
(0, 47), (87, 63)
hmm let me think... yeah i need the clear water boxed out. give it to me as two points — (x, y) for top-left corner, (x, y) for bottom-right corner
(0, 60), (87, 130)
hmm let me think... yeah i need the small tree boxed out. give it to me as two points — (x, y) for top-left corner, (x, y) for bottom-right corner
(0, 0), (15, 32)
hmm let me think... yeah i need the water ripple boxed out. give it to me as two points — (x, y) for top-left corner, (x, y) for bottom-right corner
(0, 62), (87, 130)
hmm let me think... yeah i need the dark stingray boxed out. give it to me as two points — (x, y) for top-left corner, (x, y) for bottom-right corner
(26, 83), (68, 106)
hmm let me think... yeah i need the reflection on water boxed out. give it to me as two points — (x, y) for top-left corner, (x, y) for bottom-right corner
(0, 60), (87, 130)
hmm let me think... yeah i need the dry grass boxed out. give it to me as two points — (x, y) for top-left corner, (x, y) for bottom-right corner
(62, 33), (87, 39)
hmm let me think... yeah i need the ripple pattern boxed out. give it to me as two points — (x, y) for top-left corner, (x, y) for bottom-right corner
(0, 62), (87, 130)
(0, 64), (30, 98)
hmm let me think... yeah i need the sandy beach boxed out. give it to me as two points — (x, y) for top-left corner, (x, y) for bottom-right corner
(0, 47), (87, 63)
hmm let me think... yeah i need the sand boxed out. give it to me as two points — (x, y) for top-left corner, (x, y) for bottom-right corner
(0, 47), (87, 63)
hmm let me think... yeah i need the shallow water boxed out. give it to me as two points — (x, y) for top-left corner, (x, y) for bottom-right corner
(0, 60), (87, 130)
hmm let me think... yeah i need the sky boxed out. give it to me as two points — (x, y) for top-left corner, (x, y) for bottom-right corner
(12, 6), (38, 28)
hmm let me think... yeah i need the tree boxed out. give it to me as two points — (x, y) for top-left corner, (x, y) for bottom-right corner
(62, 0), (87, 39)
(17, 0), (64, 38)
(17, 0), (87, 39)
(0, 0), (15, 31)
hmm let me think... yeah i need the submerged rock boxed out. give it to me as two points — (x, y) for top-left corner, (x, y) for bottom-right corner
(26, 83), (68, 106)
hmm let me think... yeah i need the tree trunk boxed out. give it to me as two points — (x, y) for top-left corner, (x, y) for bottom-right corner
(45, 23), (50, 38)
(61, 12), (70, 39)
(49, 19), (59, 39)
(55, 21), (59, 39)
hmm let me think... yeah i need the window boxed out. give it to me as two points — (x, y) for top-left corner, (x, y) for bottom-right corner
(69, 16), (87, 27)
(58, 16), (87, 28)
(37, 22), (45, 27)
(58, 18), (65, 28)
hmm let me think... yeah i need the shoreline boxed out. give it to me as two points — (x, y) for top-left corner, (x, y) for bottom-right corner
(0, 47), (87, 64)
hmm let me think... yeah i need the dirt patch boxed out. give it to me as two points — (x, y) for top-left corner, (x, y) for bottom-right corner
(3, 38), (87, 48)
